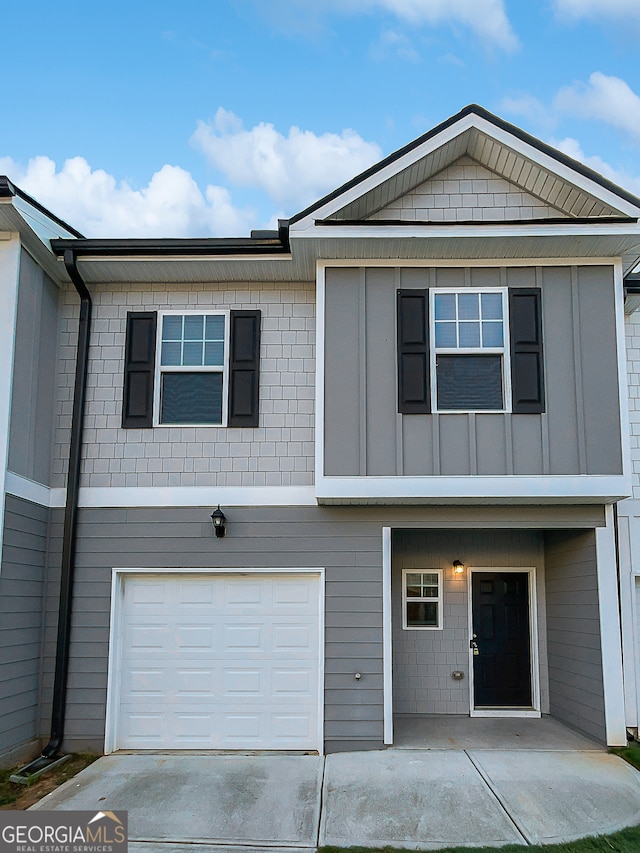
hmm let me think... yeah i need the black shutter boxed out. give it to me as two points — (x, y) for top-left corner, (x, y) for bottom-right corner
(509, 288), (545, 414)
(228, 309), (261, 427)
(397, 289), (430, 414)
(122, 312), (157, 428)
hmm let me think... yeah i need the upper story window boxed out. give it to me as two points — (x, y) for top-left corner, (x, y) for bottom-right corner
(122, 309), (261, 430)
(158, 312), (228, 425)
(431, 289), (508, 412)
(397, 285), (544, 417)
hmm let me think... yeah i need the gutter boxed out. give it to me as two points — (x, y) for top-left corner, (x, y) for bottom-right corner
(11, 249), (92, 781)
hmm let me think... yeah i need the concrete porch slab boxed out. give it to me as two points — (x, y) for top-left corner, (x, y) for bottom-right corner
(30, 754), (323, 849)
(393, 714), (604, 750)
(468, 749), (640, 845)
(319, 749), (526, 850)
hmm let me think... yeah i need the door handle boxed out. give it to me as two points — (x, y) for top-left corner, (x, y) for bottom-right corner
(470, 640), (479, 656)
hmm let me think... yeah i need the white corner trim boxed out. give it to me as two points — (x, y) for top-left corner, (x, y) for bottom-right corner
(315, 263), (326, 492)
(615, 260), (633, 486)
(78, 485), (317, 508)
(596, 504), (628, 746)
(0, 238), (22, 577)
(5, 471), (66, 508)
(382, 527), (393, 745)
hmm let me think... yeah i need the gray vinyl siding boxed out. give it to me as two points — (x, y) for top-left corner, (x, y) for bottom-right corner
(7, 249), (59, 486)
(43, 505), (387, 754)
(323, 264), (622, 479)
(0, 496), (49, 764)
(543, 530), (605, 742)
(392, 529), (548, 715)
(41, 503), (609, 753)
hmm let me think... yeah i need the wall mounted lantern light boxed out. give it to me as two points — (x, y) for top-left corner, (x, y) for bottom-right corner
(210, 506), (227, 538)
(452, 559), (465, 575)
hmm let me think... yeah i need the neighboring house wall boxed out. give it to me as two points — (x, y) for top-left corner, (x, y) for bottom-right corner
(8, 249), (59, 486)
(392, 528), (548, 716)
(0, 495), (49, 765)
(369, 156), (569, 222)
(544, 529), (605, 742)
(323, 264), (622, 479)
(52, 281), (315, 489)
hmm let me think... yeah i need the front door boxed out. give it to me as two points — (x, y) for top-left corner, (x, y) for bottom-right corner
(471, 572), (532, 708)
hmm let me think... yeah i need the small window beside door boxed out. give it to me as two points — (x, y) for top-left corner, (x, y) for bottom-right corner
(402, 569), (443, 630)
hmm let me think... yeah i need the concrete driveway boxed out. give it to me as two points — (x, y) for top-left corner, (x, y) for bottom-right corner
(31, 746), (640, 851)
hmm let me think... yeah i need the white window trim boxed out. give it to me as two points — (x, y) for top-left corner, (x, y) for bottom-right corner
(429, 287), (512, 414)
(154, 309), (230, 427)
(402, 568), (444, 630)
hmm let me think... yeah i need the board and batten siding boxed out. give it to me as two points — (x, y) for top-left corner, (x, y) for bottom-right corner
(51, 281), (315, 489)
(7, 250), (59, 487)
(0, 496), (49, 765)
(392, 529), (549, 716)
(323, 265), (622, 479)
(543, 530), (605, 742)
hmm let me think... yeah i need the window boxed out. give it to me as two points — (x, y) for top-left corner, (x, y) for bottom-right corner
(402, 569), (443, 630)
(157, 312), (227, 425)
(432, 289), (507, 412)
(396, 286), (544, 416)
(122, 309), (261, 429)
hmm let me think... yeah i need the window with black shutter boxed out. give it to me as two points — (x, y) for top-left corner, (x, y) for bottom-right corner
(397, 286), (545, 414)
(122, 309), (261, 428)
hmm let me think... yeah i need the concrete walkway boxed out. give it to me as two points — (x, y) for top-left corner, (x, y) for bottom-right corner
(31, 744), (640, 851)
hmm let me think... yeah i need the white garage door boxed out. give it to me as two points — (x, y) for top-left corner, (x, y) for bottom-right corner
(114, 573), (321, 751)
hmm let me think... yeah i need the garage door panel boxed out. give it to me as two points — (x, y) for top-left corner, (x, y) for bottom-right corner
(115, 573), (321, 750)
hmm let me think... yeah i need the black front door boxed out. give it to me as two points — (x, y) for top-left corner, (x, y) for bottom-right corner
(471, 572), (532, 708)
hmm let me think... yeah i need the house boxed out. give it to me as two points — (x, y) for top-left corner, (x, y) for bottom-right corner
(2, 104), (640, 764)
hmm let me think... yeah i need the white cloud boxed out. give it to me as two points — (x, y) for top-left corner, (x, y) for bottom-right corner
(191, 108), (382, 209)
(370, 29), (421, 62)
(254, 0), (518, 51)
(0, 155), (257, 238)
(554, 72), (640, 144)
(552, 0), (640, 21)
(362, 0), (518, 51)
(551, 137), (640, 197)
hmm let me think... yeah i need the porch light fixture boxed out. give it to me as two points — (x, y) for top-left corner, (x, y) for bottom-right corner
(210, 506), (226, 538)
(452, 559), (465, 575)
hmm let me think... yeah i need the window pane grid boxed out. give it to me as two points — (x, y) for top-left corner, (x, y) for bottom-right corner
(403, 570), (442, 630)
(434, 292), (504, 350)
(157, 312), (227, 425)
(161, 313), (225, 369)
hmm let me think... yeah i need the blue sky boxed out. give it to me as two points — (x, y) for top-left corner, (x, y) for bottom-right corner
(2, 0), (640, 237)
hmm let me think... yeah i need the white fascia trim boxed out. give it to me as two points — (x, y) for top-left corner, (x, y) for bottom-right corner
(0, 238), (21, 577)
(317, 257), (619, 269)
(596, 504), (628, 746)
(295, 222), (640, 241)
(292, 113), (640, 229)
(5, 472), (65, 508)
(292, 114), (481, 229)
(315, 474), (631, 502)
(382, 527), (393, 745)
(78, 485), (317, 508)
(471, 116), (640, 217)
